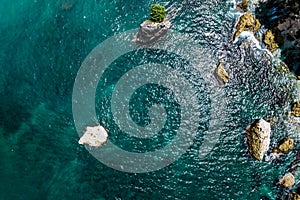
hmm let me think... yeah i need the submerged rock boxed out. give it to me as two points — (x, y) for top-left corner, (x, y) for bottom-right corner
(214, 61), (229, 84)
(133, 19), (172, 45)
(78, 125), (108, 147)
(279, 173), (295, 188)
(61, 1), (74, 10)
(291, 102), (300, 117)
(246, 119), (271, 161)
(233, 13), (261, 41)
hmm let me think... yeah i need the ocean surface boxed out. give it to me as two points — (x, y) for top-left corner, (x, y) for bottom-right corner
(0, 0), (299, 199)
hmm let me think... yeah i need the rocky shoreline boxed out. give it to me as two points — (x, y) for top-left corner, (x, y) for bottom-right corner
(232, 0), (300, 198)
(255, 0), (300, 76)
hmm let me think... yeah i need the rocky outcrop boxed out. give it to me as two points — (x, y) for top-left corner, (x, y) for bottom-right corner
(133, 4), (171, 45)
(246, 119), (271, 161)
(214, 61), (229, 85)
(279, 173), (295, 188)
(263, 30), (280, 52)
(255, 0), (300, 75)
(133, 19), (172, 45)
(291, 102), (300, 117)
(78, 125), (108, 147)
(233, 13), (261, 41)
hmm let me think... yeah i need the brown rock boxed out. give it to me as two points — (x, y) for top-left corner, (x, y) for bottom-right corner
(237, 0), (249, 12)
(272, 138), (294, 154)
(246, 119), (271, 161)
(279, 173), (295, 188)
(214, 61), (229, 84)
(234, 13), (261, 40)
(263, 30), (280, 52)
(291, 102), (300, 117)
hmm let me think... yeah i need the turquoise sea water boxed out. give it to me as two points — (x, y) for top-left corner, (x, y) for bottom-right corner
(0, 0), (299, 199)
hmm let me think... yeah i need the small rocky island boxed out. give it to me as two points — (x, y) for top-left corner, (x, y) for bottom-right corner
(133, 4), (172, 45)
(78, 125), (108, 147)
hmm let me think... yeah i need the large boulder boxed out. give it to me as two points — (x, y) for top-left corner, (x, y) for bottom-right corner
(246, 119), (271, 161)
(279, 173), (295, 188)
(78, 125), (108, 147)
(133, 19), (172, 45)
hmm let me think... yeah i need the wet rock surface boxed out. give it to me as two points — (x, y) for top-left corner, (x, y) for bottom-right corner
(289, 192), (300, 200)
(263, 29), (280, 52)
(233, 13), (261, 41)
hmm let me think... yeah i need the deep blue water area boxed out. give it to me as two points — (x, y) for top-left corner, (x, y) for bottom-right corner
(0, 0), (299, 199)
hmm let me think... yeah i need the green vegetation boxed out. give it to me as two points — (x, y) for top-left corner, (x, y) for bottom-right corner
(150, 4), (166, 23)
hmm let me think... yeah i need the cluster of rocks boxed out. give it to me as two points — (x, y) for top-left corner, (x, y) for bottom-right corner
(234, 1), (300, 197)
(255, 0), (300, 75)
(246, 119), (295, 162)
(245, 119), (297, 193)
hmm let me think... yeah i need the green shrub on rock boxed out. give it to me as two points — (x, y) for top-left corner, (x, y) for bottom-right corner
(150, 4), (166, 23)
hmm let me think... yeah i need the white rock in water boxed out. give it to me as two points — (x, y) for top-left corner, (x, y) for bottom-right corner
(133, 19), (172, 45)
(78, 125), (108, 147)
(246, 119), (271, 161)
